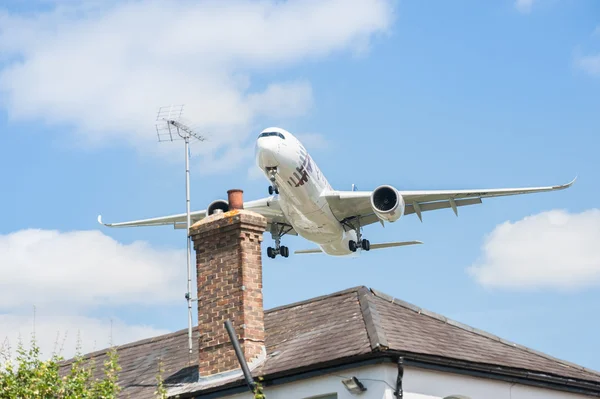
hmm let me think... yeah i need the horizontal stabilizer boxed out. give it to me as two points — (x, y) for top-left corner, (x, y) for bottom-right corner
(294, 248), (324, 254)
(294, 240), (423, 255)
(370, 240), (423, 250)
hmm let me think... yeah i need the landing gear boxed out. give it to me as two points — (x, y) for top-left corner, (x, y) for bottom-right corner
(349, 240), (357, 252)
(343, 216), (371, 253)
(266, 167), (279, 195)
(361, 239), (370, 251)
(266, 223), (293, 259)
(267, 245), (288, 258)
(348, 239), (370, 253)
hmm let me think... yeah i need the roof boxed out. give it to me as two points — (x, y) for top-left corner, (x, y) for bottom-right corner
(60, 286), (600, 398)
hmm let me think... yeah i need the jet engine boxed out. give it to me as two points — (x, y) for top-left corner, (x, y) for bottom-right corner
(370, 185), (405, 223)
(207, 199), (229, 215)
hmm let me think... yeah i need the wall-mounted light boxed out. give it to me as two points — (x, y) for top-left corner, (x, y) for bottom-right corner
(341, 377), (367, 394)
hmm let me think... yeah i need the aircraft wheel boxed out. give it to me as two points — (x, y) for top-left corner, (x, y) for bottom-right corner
(349, 240), (357, 252)
(267, 247), (275, 258)
(281, 246), (289, 258)
(268, 186), (274, 195)
(361, 239), (370, 251)
(274, 187), (279, 194)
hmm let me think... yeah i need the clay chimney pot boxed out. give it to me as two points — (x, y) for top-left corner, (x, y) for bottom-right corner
(227, 189), (244, 210)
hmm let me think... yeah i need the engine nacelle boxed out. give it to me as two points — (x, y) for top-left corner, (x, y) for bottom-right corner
(207, 199), (229, 215)
(370, 185), (405, 223)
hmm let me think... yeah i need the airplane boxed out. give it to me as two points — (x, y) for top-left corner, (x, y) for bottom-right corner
(98, 127), (576, 258)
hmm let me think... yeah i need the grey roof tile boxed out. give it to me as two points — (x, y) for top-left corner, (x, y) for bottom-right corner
(368, 289), (600, 384)
(59, 286), (600, 398)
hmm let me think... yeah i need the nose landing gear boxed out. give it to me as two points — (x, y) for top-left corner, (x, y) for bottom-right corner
(266, 167), (279, 195)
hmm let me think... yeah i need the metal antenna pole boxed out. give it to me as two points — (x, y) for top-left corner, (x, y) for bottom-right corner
(184, 133), (193, 357)
(155, 105), (206, 358)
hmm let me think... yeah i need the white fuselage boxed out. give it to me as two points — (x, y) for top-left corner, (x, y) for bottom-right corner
(255, 127), (357, 256)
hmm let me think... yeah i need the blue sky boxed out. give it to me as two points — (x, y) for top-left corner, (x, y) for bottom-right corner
(1, 0), (599, 372)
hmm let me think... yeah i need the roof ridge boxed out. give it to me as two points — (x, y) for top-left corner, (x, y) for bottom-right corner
(369, 287), (600, 378)
(265, 286), (365, 313)
(357, 286), (388, 351)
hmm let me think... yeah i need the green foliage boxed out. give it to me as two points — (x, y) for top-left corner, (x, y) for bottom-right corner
(253, 377), (265, 399)
(154, 358), (168, 399)
(0, 334), (122, 399)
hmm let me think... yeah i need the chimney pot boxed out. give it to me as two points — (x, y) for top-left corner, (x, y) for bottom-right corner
(227, 189), (244, 210)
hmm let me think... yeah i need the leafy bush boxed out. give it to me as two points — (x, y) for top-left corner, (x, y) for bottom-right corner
(0, 334), (121, 399)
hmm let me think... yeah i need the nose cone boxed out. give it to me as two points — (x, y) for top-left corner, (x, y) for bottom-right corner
(255, 136), (279, 169)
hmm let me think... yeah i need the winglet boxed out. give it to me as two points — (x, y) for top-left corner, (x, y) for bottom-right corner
(97, 215), (109, 227)
(553, 176), (577, 190)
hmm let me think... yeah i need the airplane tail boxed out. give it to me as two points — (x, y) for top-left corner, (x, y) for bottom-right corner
(294, 240), (423, 255)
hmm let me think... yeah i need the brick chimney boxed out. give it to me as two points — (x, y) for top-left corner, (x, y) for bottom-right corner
(190, 189), (267, 377)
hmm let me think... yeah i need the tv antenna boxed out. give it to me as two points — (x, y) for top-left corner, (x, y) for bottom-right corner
(155, 105), (207, 357)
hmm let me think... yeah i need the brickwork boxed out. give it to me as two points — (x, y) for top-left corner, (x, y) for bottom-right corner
(190, 209), (267, 377)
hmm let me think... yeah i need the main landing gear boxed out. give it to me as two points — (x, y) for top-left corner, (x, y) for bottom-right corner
(349, 239), (370, 252)
(266, 167), (279, 195)
(266, 223), (292, 259)
(267, 245), (288, 258)
(343, 216), (370, 253)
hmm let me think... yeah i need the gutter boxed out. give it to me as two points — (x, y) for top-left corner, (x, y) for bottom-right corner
(183, 352), (600, 399)
(395, 352), (600, 398)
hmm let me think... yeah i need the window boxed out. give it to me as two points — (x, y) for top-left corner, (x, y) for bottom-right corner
(258, 131), (285, 139)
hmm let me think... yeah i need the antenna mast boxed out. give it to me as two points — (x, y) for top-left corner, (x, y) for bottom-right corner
(155, 105), (206, 357)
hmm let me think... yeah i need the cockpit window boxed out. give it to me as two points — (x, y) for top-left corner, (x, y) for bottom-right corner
(258, 132), (285, 139)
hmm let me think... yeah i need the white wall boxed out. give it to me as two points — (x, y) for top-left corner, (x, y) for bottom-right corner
(214, 363), (597, 399)
(403, 366), (596, 399)
(221, 363), (397, 399)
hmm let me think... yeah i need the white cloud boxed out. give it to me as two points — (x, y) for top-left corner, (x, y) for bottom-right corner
(196, 144), (255, 176)
(0, 228), (185, 361)
(247, 164), (265, 181)
(0, 229), (185, 309)
(468, 209), (600, 290)
(248, 81), (314, 119)
(296, 133), (331, 150)
(572, 26), (600, 78)
(0, 313), (169, 362)
(515, 0), (535, 13)
(575, 53), (600, 77)
(0, 0), (393, 170)
(0, 228), (183, 361)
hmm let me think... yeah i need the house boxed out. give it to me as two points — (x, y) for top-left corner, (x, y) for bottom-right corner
(61, 190), (600, 399)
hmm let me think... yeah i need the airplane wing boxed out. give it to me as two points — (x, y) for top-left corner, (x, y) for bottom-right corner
(98, 196), (296, 235)
(324, 177), (576, 226)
